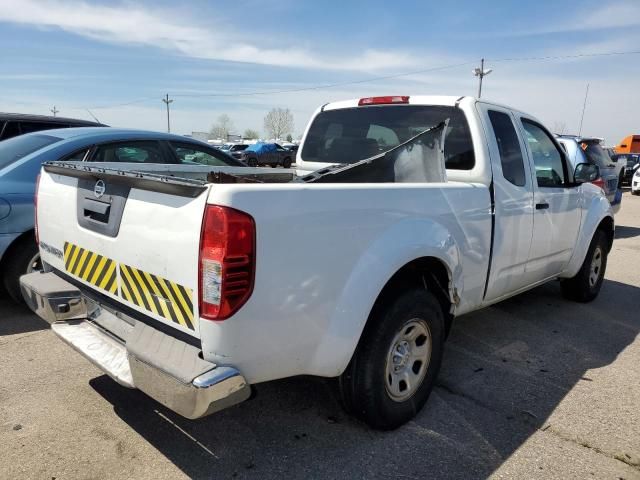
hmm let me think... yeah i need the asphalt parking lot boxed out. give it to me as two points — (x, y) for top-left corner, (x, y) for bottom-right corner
(1, 191), (639, 480)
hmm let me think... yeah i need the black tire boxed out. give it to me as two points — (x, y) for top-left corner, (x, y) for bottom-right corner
(338, 288), (445, 430)
(282, 157), (292, 169)
(247, 158), (258, 167)
(560, 230), (607, 302)
(2, 235), (40, 303)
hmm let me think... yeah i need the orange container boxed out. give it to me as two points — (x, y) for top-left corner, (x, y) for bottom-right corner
(615, 135), (640, 153)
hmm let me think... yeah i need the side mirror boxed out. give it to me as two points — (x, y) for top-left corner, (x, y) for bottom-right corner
(574, 163), (599, 184)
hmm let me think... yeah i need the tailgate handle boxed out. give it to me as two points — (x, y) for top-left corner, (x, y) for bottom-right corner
(83, 198), (111, 222)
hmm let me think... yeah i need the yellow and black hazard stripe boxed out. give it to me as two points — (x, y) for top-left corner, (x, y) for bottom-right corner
(64, 242), (117, 295)
(119, 263), (195, 331)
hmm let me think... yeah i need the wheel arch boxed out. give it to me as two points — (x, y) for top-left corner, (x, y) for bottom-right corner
(367, 257), (454, 339)
(562, 194), (615, 279)
(597, 215), (614, 253)
(0, 229), (35, 268)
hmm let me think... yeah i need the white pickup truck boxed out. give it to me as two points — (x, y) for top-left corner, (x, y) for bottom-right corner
(21, 95), (614, 430)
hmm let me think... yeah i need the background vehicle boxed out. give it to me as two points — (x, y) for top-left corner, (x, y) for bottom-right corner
(0, 113), (105, 140)
(618, 154), (640, 186)
(556, 136), (621, 212)
(219, 143), (250, 159)
(605, 147), (627, 187)
(632, 167), (640, 195)
(23, 96), (614, 430)
(240, 142), (293, 167)
(1, 128), (244, 302)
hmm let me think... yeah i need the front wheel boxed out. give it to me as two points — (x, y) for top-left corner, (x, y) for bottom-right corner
(561, 230), (608, 302)
(338, 288), (445, 430)
(282, 157), (292, 169)
(247, 158), (258, 167)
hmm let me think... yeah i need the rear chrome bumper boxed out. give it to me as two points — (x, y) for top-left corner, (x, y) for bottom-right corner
(20, 271), (250, 419)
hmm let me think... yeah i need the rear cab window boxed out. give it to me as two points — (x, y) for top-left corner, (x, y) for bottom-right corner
(301, 105), (475, 170)
(580, 141), (613, 169)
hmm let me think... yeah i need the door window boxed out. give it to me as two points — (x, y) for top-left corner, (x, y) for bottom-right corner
(93, 141), (167, 163)
(521, 119), (566, 187)
(488, 110), (526, 186)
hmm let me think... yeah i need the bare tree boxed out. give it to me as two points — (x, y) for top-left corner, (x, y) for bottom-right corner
(263, 108), (294, 140)
(552, 121), (568, 135)
(210, 114), (235, 140)
(243, 128), (260, 140)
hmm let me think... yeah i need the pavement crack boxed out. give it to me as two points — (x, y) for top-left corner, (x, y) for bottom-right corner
(540, 425), (640, 471)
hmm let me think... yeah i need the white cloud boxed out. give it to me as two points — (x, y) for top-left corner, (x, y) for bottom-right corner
(483, 1), (640, 37)
(0, 0), (421, 72)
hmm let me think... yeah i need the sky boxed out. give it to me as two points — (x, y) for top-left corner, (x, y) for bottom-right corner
(0, 0), (639, 144)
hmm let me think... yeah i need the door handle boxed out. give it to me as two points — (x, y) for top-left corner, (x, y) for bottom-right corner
(536, 202), (549, 210)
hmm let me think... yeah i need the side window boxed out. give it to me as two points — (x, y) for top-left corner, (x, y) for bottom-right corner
(169, 142), (236, 166)
(19, 122), (60, 134)
(93, 141), (167, 163)
(63, 148), (90, 162)
(367, 124), (399, 149)
(1, 121), (21, 140)
(488, 110), (526, 186)
(521, 119), (566, 187)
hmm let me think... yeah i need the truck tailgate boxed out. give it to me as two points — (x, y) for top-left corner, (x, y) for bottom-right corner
(37, 164), (210, 338)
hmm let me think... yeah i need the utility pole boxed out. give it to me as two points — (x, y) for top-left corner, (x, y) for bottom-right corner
(162, 94), (173, 133)
(578, 83), (590, 137)
(473, 58), (493, 98)
(50, 105), (59, 117)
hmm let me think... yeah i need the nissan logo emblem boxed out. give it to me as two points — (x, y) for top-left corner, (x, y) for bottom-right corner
(94, 179), (106, 198)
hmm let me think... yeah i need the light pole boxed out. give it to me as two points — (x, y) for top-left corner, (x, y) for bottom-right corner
(50, 105), (59, 117)
(162, 94), (173, 133)
(473, 58), (493, 98)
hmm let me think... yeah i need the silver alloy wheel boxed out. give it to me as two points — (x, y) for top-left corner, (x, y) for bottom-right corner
(589, 246), (603, 287)
(26, 252), (42, 274)
(384, 319), (432, 402)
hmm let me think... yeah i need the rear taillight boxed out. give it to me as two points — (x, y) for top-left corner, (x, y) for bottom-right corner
(199, 205), (255, 321)
(34, 173), (41, 245)
(358, 95), (409, 106)
(590, 177), (605, 190)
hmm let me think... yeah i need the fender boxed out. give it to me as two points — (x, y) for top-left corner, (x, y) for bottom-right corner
(561, 190), (613, 279)
(307, 218), (462, 377)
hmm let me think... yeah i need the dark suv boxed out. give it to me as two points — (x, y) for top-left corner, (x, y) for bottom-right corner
(0, 113), (106, 140)
(556, 135), (621, 212)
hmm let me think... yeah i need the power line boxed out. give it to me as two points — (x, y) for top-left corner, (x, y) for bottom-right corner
(5, 48), (640, 113)
(170, 61), (475, 98)
(488, 49), (640, 63)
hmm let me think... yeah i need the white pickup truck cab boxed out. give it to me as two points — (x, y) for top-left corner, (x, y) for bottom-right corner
(21, 95), (614, 429)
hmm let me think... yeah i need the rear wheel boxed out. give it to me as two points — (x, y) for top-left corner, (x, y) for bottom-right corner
(561, 230), (607, 302)
(338, 288), (444, 430)
(247, 158), (258, 167)
(2, 235), (41, 303)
